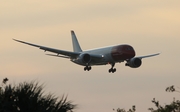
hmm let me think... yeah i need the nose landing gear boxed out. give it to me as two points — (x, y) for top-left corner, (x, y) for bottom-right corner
(109, 63), (116, 73)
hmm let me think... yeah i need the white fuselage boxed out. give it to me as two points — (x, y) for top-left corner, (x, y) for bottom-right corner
(71, 44), (130, 66)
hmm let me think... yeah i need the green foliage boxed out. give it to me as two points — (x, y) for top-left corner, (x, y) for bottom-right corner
(113, 105), (136, 112)
(149, 85), (180, 112)
(0, 79), (76, 112)
(114, 85), (180, 112)
(148, 98), (180, 112)
(0, 78), (8, 91)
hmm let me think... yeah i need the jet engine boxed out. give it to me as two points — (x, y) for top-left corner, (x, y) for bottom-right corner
(78, 53), (91, 64)
(125, 58), (142, 68)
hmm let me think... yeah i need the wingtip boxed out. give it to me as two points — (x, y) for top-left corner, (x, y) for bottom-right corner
(12, 38), (16, 41)
(153, 53), (161, 56)
(13, 38), (21, 42)
(71, 30), (74, 33)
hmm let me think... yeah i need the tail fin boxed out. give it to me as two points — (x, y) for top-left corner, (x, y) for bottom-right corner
(71, 30), (82, 52)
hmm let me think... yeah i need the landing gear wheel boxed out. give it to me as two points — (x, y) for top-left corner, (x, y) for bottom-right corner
(84, 66), (92, 71)
(108, 63), (116, 73)
(88, 66), (91, 71)
(84, 67), (87, 71)
(109, 68), (116, 73)
(109, 69), (112, 73)
(112, 68), (116, 73)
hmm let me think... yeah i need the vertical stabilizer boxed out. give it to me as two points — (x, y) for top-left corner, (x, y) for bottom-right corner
(71, 30), (82, 52)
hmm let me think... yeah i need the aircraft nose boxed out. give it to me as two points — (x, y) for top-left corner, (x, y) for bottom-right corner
(122, 46), (136, 59)
(111, 45), (136, 61)
(127, 50), (135, 58)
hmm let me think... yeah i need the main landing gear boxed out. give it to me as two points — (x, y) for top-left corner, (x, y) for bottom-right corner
(84, 66), (92, 71)
(109, 63), (116, 73)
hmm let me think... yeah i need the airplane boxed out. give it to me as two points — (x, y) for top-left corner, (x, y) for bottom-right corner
(13, 30), (160, 73)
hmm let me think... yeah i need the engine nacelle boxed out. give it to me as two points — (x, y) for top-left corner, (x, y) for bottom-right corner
(125, 58), (142, 68)
(78, 53), (91, 64)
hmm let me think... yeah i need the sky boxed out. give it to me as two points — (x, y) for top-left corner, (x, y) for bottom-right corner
(1, 0), (180, 112)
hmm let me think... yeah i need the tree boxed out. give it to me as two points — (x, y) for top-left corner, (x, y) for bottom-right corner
(113, 105), (136, 112)
(148, 85), (180, 112)
(0, 78), (76, 112)
(113, 85), (180, 112)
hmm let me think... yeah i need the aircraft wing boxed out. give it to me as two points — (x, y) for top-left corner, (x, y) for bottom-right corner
(136, 53), (160, 59)
(13, 39), (80, 59)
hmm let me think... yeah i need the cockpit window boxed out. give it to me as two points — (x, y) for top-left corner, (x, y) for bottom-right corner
(126, 47), (133, 50)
